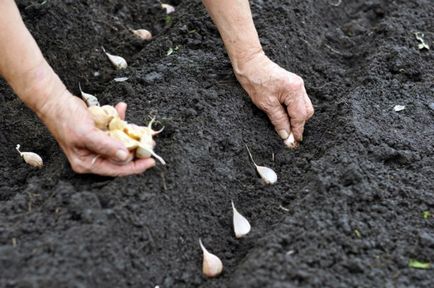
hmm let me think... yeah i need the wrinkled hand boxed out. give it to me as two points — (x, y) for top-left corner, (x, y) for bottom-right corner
(39, 91), (155, 176)
(235, 53), (314, 143)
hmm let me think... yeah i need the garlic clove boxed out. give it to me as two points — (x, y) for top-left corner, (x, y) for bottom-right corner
(245, 144), (278, 184)
(130, 28), (152, 40)
(284, 133), (299, 149)
(199, 239), (223, 278)
(108, 130), (139, 150)
(161, 3), (175, 14)
(88, 106), (113, 130)
(78, 83), (100, 107)
(16, 144), (43, 168)
(109, 117), (128, 131)
(232, 201), (251, 238)
(101, 47), (128, 70)
(101, 105), (119, 119)
(124, 124), (147, 140)
(136, 143), (166, 165)
(256, 166), (277, 184)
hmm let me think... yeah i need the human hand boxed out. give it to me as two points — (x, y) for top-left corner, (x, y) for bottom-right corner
(234, 52), (314, 144)
(38, 91), (155, 176)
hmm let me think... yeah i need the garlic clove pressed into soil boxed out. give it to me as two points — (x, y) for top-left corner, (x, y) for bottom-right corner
(232, 201), (251, 238)
(245, 144), (278, 184)
(161, 3), (175, 14)
(130, 28), (152, 40)
(16, 144), (43, 168)
(284, 133), (299, 149)
(199, 239), (223, 278)
(101, 47), (127, 69)
(78, 83), (100, 107)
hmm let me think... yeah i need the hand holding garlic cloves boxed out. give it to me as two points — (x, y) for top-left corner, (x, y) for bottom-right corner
(37, 90), (155, 176)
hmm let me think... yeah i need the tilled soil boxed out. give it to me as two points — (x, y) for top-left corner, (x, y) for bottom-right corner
(0, 0), (433, 287)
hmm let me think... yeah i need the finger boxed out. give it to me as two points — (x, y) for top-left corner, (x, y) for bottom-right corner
(91, 157), (156, 176)
(304, 91), (315, 120)
(286, 91), (309, 142)
(115, 102), (127, 120)
(262, 97), (291, 140)
(84, 129), (130, 162)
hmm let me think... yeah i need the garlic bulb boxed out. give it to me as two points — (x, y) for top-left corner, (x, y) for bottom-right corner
(232, 201), (251, 238)
(199, 239), (223, 278)
(101, 47), (127, 69)
(161, 3), (175, 14)
(78, 83), (100, 107)
(130, 28), (152, 40)
(284, 133), (298, 149)
(245, 145), (277, 184)
(16, 144), (43, 168)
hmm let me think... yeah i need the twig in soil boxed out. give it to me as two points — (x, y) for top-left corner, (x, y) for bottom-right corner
(286, 250), (295, 256)
(12, 238), (16, 247)
(272, 152), (275, 162)
(279, 205), (290, 212)
(25, 0), (48, 10)
(160, 171), (168, 191)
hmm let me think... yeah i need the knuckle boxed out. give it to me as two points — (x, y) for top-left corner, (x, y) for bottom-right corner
(289, 76), (304, 90)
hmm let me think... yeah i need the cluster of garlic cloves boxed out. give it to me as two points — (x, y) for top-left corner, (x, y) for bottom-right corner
(88, 105), (165, 164)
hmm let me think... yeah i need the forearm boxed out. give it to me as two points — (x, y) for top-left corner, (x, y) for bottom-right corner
(202, 0), (263, 73)
(0, 0), (66, 118)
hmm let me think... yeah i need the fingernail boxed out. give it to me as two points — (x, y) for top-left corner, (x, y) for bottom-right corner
(115, 150), (129, 161)
(277, 130), (289, 140)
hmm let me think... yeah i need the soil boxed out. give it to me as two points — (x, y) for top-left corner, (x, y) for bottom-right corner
(1, 0), (433, 287)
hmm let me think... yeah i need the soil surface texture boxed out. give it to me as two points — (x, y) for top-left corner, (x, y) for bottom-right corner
(1, 0), (433, 287)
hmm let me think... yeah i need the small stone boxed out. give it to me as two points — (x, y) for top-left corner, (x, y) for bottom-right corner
(393, 105), (405, 112)
(429, 103), (434, 111)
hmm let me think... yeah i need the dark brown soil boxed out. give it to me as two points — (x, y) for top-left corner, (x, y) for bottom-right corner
(1, 0), (433, 287)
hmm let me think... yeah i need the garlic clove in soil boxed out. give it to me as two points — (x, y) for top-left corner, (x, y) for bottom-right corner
(130, 28), (152, 40)
(78, 83), (100, 107)
(284, 132), (299, 149)
(245, 144), (278, 184)
(16, 144), (43, 168)
(101, 46), (127, 70)
(232, 201), (251, 238)
(199, 239), (223, 278)
(161, 3), (175, 14)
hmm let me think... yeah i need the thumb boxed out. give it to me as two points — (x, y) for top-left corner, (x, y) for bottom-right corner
(84, 129), (130, 162)
(263, 98), (291, 140)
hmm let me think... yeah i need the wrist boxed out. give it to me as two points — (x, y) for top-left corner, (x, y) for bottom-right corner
(11, 60), (68, 120)
(230, 47), (265, 76)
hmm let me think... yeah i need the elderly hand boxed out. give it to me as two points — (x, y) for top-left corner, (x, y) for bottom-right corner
(38, 91), (155, 176)
(235, 52), (314, 143)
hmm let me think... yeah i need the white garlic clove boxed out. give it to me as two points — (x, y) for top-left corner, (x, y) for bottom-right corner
(284, 133), (299, 149)
(136, 143), (166, 165)
(199, 239), (223, 278)
(245, 144), (278, 184)
(16, 144), (43, 168)
(161, 3), (175, 14)
(78, 83), (100, 107)
(256, 166), (277, 184)
(130, 28), (152, 40)
(231, 201), (251, 238)
(101, 47), (128, 70)
(88, 106), (113, 130)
